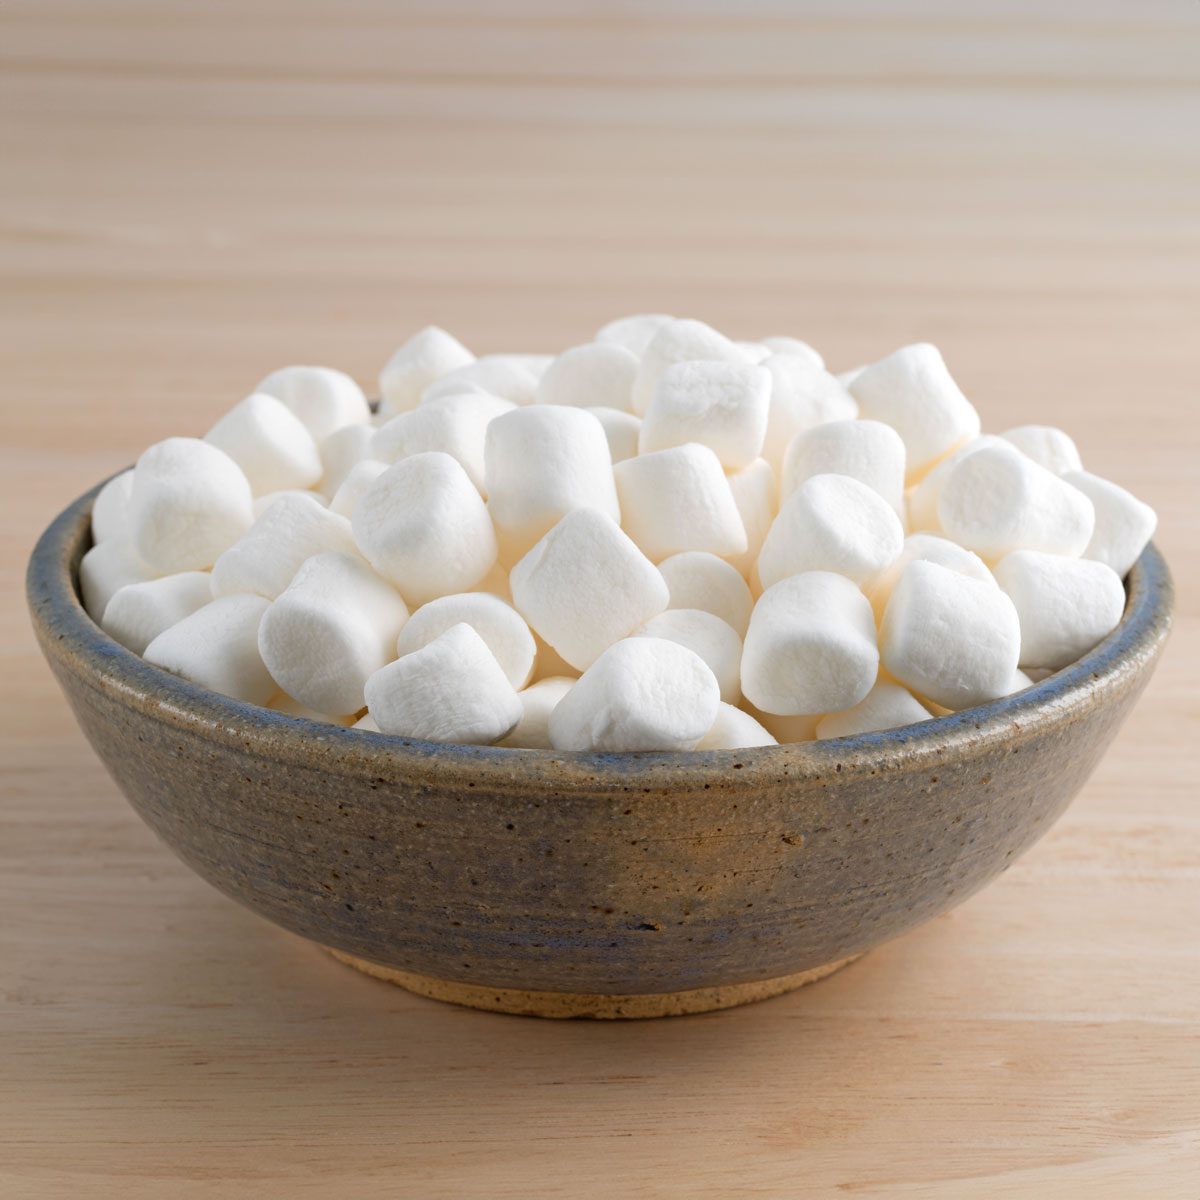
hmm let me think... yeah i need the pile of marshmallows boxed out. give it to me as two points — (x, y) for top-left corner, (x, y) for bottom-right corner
(82, 315), (1157, 752)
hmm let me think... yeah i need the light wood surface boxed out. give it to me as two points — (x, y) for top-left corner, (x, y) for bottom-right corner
(2, 3), (1198, 1196)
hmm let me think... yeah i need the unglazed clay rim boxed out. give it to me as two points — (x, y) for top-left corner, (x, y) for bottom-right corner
(28, 476), (1174, 793)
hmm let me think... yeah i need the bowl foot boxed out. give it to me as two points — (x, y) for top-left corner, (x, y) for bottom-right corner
(323, 948), (861, 1018)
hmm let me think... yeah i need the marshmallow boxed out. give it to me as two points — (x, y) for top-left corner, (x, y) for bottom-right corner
(1063, 470), (1157, 578)
(880, 559), (1021, 710)
(992, 550), (1126, 670)
(268, 693), (356, 727)
(548, 636), (720, 752)
(253, 489), (328, 520)
(364, 623), (521, 744)
(91, 469), (133, 545)
(353, 713), (381, 732)
(130, 437), (255, 573)
(378, 326), (474, 414)
(938, 442), (1095, 560)
(635, 609), (742, 703)
(1007, 668), (1035, 694)
(761, 355), (858, 475)
(101, 571), (213, 655)
(588, 406), (641, 463)
(906, 435), (1006, 532)
(254, 366), (370, 442)
(696, 703), (776, 750)
(1001, 425), (1082, 475)
(743, 703), (820, 745)
(658, 551), (754, 636)
(144, 594), (275, 705)
(510, 508), (668, 671)
(595, 313), (674, 356)
(397, 592), (536, 690)
(536, 342), (639, 411)
(211, 492), (359, 599)
(531, 633), (581, 682)
(815, 682), (932, 740)
(79, 538), (160, 622)
(485, 406), (620, 561)
(204, 393), (322, 495)
(497, 676), (575, 749)
(864, 532), (994, 620)
(757, 473), (905, 590)
(734, 341), (772, 363)
(836, 365), (866, 388)
(639, 360), (771, 469)
(259, 551), (409, 716)
(781, 418), (906, 514)
(631, 318), (745, 416)
(317, 423), (375, 497)
(329, 460), (388, 519)
(741, 572), (879, 716)
(352, 452), (498, 605)
(614, 444), (746, 563)
(726, 457), (776, 579)
(422, 355), (539, 407)
(760, 337), (824, 368)
(849, 344), (981, 480)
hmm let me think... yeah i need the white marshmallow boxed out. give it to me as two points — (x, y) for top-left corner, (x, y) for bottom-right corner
(397, 592), (536, 690)
(485, 406), (620, 561)
(741, 572), (879, 716)
(253, 489), (328, 520)
(79, 539), (160, 622)
(1001, 425), (1082, 475)
(497, 676), (575, 749)
(743, 704), (820, 745)
(329, 460), (388, 519)
(364, 623), (521, 744)
(864, 532), (994, 620)
(509, 353), (554, 379)
(696, 703), (776, 749)
(422, 355), (538, 407)
(268, 693), (356, 726)
(91, 469), (134, 545)
(259, 551), (409, 716)
(992, 550), (1126, 670)
(781, 418), (906, 514)
(510, 508), (668, 671)
(725, 457), (776, 578)
(211, 492), (359, 599)
(595, 313), (674, 357)
(130, 437), (255, 573)
(204, 393), (322, 496)
(631, 318), (745, 416)
(536, 343), (639, 411)
(1063, 470), (1157, 578)
(906, 435), (1006, 532)
(548, 637), (720, 752)
(254, 366), (370, 442)
(353, 713), (381, 732)
(352, 452), (498, 606)
(938, 442), (1095, 560)
(761, 355), (858, 475)
(101, 571), (213, 655)
(836, 365), (866, 388)
(849, 344), (981, 480)
(635, 609), (742, 703)
(760, 337), (824, 368)
(757, 473), (904, 590)
(588, 406), (641, 463)
(144, 594), (275, 705)
(378, 326), (474, 414)
(614, 444), (746, 563)
(1007, 668), (1035, 694)
(880, 559), (1021, 710)
(639, 360), (771, 469)
(815, 682), (931, 740)
(317, 423), (375, 497)
(734, 341), (773, 363)
(658, 551), (754, 636)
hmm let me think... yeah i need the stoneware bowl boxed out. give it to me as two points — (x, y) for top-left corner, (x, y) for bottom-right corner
(29, 478), (1173, 1018)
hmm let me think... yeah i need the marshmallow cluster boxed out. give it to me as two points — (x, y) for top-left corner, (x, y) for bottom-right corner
(85, 318), (1156, 751)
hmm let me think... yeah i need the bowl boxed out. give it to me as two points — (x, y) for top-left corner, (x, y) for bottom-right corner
(28, 478), (1173, 1018)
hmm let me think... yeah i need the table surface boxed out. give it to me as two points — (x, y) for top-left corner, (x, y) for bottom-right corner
(2, 3), (1197, 1196)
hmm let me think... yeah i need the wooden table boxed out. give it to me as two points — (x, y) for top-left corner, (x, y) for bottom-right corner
(3, 4), (1197, 1195)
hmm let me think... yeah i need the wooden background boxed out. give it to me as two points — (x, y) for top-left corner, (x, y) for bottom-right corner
(2, 2), (1197, 1196)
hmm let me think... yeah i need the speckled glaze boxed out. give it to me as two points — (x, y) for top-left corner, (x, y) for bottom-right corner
(28, 479), (1173, 1017)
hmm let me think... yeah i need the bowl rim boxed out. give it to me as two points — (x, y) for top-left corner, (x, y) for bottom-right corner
(28, 474), (1174, 793)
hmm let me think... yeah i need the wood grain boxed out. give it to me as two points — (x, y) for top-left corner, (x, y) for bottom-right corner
(2, 3), (1197, 1196)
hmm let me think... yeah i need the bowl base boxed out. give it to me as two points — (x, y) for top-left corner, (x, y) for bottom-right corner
(323, 948), (861, 1018)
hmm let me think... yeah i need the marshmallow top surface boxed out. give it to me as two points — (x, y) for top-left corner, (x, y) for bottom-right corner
(761, 355), (858, 474)
(635, 608), (742, 704)
(658, 550), (754, 636)
(594, 313), (674, 356)
(760, 336), (824, 368)
(1064, 469), (1157, 578)
(422, 355), (539, 407)
(378, 325), (475, 413)
(1000, 425), (1082, 475)
(781, 418), (906, 514)
(204, 392), (322, 496)
(536, 342), (639, 411)
(631, 318), (746, 416)
(254, 365), (370, 442)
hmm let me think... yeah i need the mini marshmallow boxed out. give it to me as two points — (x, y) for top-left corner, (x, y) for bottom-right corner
(734, 341), (772, 363)
(397, 592), (536, 690)
(329, 460), (388, 519)
(658, 551), (754, 636)
(485, 405), (620, 561)
(696, 703), (776, 750)
(836, 365), (866, 388)
(422, 355), (539, 407)
(254, 366), (370, 442)
(938, 442), (1095, 559)
(510, 508), (668, 671)
(760, 355), (859, 475)
(614, 444), (746, 563)
(726, 457), (776, 578)
(849, 344), (981, 480)
(588, 406), (641, 463)
(144, 594), (275, 704)
(781, 418), (906, 514)
(548, 636), (720, 752)
(378, 326), (475, 414)
(1001, 425), (1082, 475)
(259, 551), (409, 716)
(268, 693), (356, 727)
(635, 609), (742, 703)
(1063, 470), (1157, 578)
(211, 492), (359, 599)
(741, 572), (879, 716)
(639, 360), (771, 469)
(91, 469), (133, 545)
(815, 681), (932, 740)
(595, 313), (674, 356)
(352, 452), (498, 605)
(253, 489), (328, 520)
(631, 318), (746, 416)
(130, 437), (255, 573)
(536, 342), (639, 411)
(364, 623), (522, 744)
(743, 703), (820, 745)
(906, 435), (1006, 532)
(497, 676), (575, 749)
(864, 532), (994, 620)
(992, 550), (1126, 670)
(317, 423), (375, 497)
(204, 393), (322, 495)
(79, 538), (160, 622)
(757, 473), (904, 590)
(353, 713), (381, 732)
(101, 571), (213, 655)
(760, 336), (824, 368)
(880, 559), (1021, 710)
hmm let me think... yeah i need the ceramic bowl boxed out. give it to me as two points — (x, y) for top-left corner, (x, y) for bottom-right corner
(28, 479), (1173, 1018)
